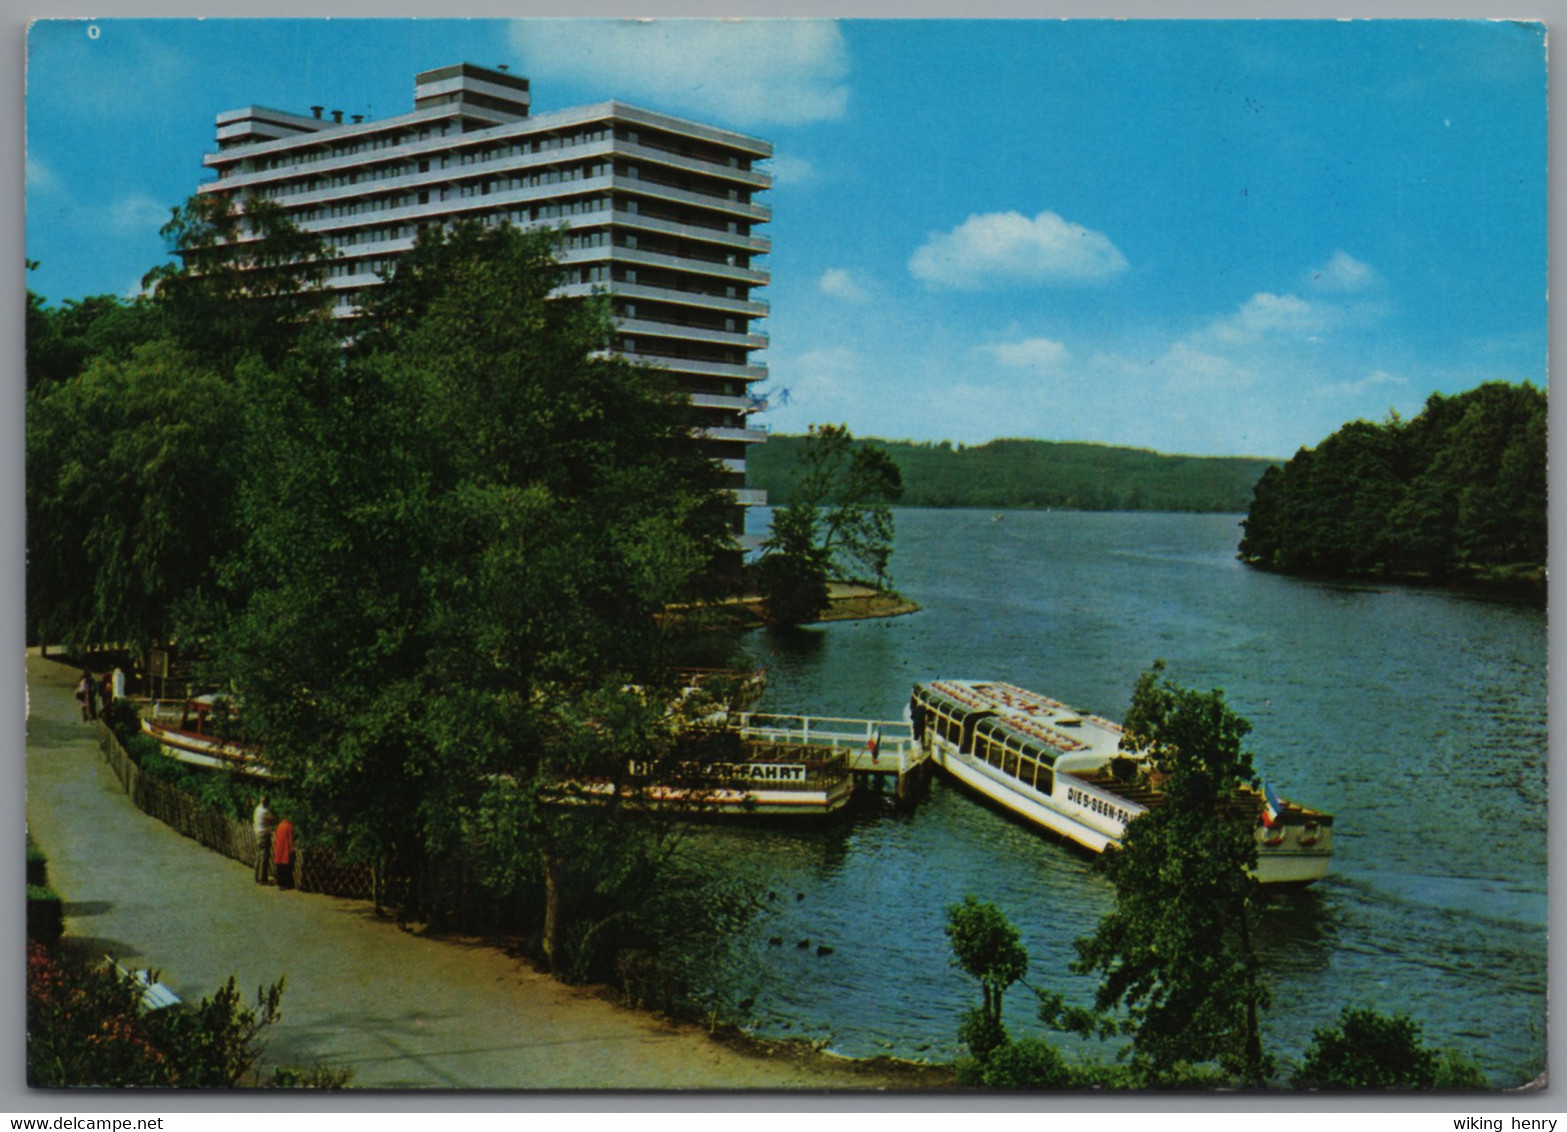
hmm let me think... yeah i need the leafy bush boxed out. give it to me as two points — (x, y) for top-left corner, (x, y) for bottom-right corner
(269, 1063), (355, 1089)
(978, 1036), (1074, 1090)
(28, 941), (175, 1087)
(957, 1006), (1009, 1064)
(751, 549), (829, 625)
(1293, 1006), (1439, 1090)
(27, 941), (296, 1087)
(142, 976), (283, 1087)
(26, 886), (64, 946)
(1432, 1049), (1491, 1090)
(26, 845), (48, 887)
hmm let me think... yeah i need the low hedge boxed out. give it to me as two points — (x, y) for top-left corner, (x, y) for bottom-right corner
(26, 846), (48, 888)
(27, 885), (63, 946)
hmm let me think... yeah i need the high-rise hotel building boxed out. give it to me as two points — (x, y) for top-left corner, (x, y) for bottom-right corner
(198, 63), (771, 544)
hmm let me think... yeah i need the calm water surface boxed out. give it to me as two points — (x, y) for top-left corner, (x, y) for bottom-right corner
(701, 508), (1546, 1082)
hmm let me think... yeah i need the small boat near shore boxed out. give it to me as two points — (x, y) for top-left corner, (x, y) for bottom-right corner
(910, 680), (1332, 886)
(140, 694), (271, 777)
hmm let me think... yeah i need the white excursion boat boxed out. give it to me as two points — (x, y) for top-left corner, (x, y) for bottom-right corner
(910, 680), (1332, 886)
(140, 694), (271, 777)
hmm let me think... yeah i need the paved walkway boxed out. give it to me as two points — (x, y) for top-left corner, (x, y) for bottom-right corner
(23, 651), (909, 1091)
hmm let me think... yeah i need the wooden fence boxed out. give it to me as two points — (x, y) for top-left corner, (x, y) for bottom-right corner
(96, 722), (377, 900)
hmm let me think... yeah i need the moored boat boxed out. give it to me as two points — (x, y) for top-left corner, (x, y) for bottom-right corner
(910, 679), (1332, 885)
(140, 694), (271, 777)
(556, 747), (854, 817)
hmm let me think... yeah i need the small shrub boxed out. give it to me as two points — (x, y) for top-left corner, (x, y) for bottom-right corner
(101, 696), (140, 735)
(1432, 1049), (1490, 1091)
(980, 1036), (1074, 1090)
(26, 846), (48, 888)
(1293, 1006), (1438, 1090)
(957, 1007), (1008, 1064)
(144, 976), (284, 1087)
(27, 942), (176, 1087)
(269, 1063), (354, 1089)
(26, 886), (63, 946)
(27, 942), (288, 1088)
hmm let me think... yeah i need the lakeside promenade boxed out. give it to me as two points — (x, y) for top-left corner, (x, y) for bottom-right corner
(23, 650), (921, 1091)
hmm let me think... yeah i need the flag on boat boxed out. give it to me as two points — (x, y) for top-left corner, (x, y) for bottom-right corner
(867, 727), (881, 764)
(1262, 781), (1283, 828)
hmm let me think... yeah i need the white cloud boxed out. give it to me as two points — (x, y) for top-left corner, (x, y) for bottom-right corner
(1311, 369), (1410, 399)
(1154, 341), (1258, 391)
(26, 154), (58, 193)
(908, 210), (1128, 290)
(818, 268), (866, 302)
(1311, 250), (1377, 292)
(979, 336), (1070, 370)
(109, 194), (171, 236)
(508, 19), (849, 127)
(767, 154), (817, 186)
(1198, 292), (1327, 346)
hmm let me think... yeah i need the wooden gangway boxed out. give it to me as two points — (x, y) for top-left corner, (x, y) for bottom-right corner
(731, 713), (928, 798)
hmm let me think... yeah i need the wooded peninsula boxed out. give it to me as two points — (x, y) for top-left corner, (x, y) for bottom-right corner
(749, 436), (1276, 513)
(1239, 381), (1546, 591)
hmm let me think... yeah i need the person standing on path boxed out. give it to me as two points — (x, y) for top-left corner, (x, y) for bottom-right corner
(75, 670), (96, 722)
(252, 796), (275, 885)
(272, 814), (295, 890)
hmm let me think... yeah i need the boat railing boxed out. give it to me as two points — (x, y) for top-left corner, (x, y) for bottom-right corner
(732, 713), (918, 770)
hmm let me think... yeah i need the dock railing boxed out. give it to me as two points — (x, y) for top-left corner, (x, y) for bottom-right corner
(731, 713), (920, 774)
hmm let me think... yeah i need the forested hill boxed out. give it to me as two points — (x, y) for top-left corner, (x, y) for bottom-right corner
(749, 435), (1276, 513)
(1239, 381), (1546, 588)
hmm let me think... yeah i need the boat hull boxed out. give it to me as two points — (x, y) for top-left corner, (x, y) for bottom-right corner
(140, 718), (271, 777)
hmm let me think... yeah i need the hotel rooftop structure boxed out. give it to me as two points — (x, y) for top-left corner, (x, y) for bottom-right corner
(198, 62), (772, 544)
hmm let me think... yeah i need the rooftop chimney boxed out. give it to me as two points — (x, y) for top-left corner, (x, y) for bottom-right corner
(497, 64), (509, 71)
(311, 105), (324, 119)
(351, 114), (364, 123)
(331, 109), (343, 124)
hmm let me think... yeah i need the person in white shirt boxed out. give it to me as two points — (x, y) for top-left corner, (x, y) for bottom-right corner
(252, 797), (276, 885)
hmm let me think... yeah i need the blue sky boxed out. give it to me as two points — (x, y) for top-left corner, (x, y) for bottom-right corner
(25, 18), (1547, 458)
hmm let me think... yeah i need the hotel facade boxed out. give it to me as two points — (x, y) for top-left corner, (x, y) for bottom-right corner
(196, 63), (771, 543)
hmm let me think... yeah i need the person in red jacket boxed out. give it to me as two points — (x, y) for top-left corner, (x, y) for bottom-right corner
(272, 815), (296, 890)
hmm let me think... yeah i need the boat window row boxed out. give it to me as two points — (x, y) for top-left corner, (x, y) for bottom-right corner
(912, 685), (1058, 795)
(971, 717), (1056, 795)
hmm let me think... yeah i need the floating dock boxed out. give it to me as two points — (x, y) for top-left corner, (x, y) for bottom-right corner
(731, 713), (928, 801)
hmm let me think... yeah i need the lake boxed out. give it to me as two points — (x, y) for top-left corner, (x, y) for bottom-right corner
(705, 507), (1547, 1083)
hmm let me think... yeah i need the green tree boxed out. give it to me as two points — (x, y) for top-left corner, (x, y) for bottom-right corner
(26, 339), (240, 653)
(765, 423), (902, 583)
(26, 287), (161, 391)
(1071, 663), (1271, 1086)
(1292, 1006), (1439, 1090)
(1240, 381), (1546, 586)
(945, 895), (1030, 1062)
(216, 222), (738, 980)
(752, 502), (830, 624)
(143, 192), (338, 371)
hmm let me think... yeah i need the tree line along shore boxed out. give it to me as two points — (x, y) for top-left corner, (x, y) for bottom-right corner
(750, 434), (1276, 514)
(754, 378), (1545, 600)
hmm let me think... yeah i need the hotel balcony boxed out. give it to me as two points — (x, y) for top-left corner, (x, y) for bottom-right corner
(614, 317), (766, 352)
(617, 352), (767, 382)
(688, 391), (767, 413)
(698, 425), (769, 444)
